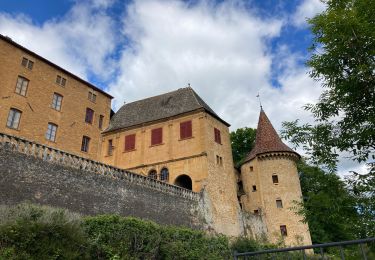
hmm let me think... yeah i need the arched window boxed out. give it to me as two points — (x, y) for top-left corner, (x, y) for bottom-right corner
(160, 167), (169, 182)
(174, 174), (192, 190)
(148, 169), (157, 180)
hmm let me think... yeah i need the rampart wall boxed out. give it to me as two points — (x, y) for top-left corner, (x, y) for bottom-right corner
(0, 132), (208, 228)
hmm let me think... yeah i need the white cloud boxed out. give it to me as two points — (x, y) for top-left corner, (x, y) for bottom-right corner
(292, 0), (326, 27)
(0, 0), (117, 81)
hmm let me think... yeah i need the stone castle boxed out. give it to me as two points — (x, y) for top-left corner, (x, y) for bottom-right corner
(0, 34), (312, 245)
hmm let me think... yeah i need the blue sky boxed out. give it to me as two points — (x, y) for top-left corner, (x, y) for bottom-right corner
(3, 0), (364, 174)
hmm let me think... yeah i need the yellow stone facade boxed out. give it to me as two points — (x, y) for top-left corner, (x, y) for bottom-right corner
(0, 36), (112, 160)
(0, 35), (312, 243)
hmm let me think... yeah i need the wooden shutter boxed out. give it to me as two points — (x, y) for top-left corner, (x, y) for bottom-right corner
(125, 134), (136, 151)
(151, 128), (163, 145)
(214, 128), (221, 144)
(180, 120), (192, 139)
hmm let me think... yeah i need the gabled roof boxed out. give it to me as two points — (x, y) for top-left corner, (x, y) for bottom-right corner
(104, 87), (230, 133)
(0, 34), (113, 99)
(242, 109), (299, 164)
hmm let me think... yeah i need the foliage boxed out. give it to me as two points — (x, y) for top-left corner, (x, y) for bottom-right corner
(230, 127), (256, 166)
(294, 161), (360, 243)
(345, 164), (375, 238)
(0, 203), (88, 259)
(231, 237), (277, 253)
(281, 0), (375, 171)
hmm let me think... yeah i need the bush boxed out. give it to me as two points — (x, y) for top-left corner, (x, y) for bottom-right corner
(0, 203), (88, 259)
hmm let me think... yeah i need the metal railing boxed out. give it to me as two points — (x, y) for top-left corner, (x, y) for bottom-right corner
(233, 237), (375, 260)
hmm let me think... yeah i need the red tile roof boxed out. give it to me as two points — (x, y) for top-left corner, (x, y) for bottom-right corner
(242, 109), (299, 164)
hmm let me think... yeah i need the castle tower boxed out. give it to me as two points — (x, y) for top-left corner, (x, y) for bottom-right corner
(240, 109), (312, 246)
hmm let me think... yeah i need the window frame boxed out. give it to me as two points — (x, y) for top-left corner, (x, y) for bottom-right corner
(21, 57), (33, 70)
(85, 108), (94, 124)
(214, 127), (222, 144)
(56, 75), (66, 87)
(107, 139), (113, 156)
(180, 120), (192, 139)
(45, 123), (58, 142)
(148, 169), (157, 180)
(280, 225), (288, 236)
(160, 167), (169, 182)
(51, 93), (63, 111)
(276, 199), (283, 208)
(15, 76), (29, 96)
(99, 115), (104, 130)
(151, 127), (163, 146)
(81, 136), (90, 152)
(88, 91), (97, 103)
(124, 134), (136, 152)
(272, 174), (279, 184)
(6, 108), (22, 130)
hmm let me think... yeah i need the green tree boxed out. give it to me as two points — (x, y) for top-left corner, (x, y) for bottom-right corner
(230, 127), (256, 166)
(295, 161), (360, 243)
(281, 0), (375, 170)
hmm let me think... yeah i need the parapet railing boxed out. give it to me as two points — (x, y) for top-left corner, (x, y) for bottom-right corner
(233, 237), (375, 260)
(0, 132), (200, 201)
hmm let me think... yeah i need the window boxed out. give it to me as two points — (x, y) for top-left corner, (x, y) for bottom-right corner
(125, 134), (136, 151)
(107, 139), (113, 156)
(250, 166), (254, 172)
(21, 57), (34, 70)
(214, 128), (221, 144)
(56, 75), (66, 87)
(6, 108), (22, 129)
(81, 136), (90, 152)
(160, 168), (169, 182)
(252, 185), (257, 191)
(220, 157), (223, 166)
(254, 209), (259, 215)
(148, 170), (157, 180)
(88, 91), (97, 103)
(151, 127), (163, 145)
(51, 93), (63, 111)
(85, 108), (94, 124)
(280, 225), (288, 236)
(272, 175), (279, 184)
(180, 120), (192, 139)
(99, 115), (104, 130)
(15, 76), (29, 96)
(45, 123), (57, 142)
(276, 199), (283, 208)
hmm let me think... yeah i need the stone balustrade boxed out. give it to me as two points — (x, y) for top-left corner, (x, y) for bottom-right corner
(0, 132), (200, 201)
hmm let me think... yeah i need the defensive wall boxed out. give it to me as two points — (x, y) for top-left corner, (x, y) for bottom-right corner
(0, 132), (267, 237)
(0, 132), (209, 228)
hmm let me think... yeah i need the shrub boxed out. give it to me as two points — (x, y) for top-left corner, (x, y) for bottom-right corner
(0, 203), (88, 259)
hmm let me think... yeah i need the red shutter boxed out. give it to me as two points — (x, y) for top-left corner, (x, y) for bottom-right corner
(151, 128), (163, 145)
(180, 121), (192, 139)
(125, 134), (136, 151)
(214, 128), (221, 144)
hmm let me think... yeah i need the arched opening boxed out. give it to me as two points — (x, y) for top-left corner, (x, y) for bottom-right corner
(148, 169), (157, 180)
(174, 174), (192, 190)
(160, 167), (169, 182)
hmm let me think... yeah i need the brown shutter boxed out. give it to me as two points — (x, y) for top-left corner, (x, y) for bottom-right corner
(125, 134), (136, 151)
(180, 120), (192, 139)
(151, 128), (163, 145)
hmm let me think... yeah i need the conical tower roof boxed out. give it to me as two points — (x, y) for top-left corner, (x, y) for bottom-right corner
(242, 109), (299, 164)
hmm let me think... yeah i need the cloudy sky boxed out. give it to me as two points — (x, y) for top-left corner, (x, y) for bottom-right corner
(0, 0), (365, 175)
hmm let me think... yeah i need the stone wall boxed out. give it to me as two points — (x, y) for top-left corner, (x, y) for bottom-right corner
(0, 132), (206, 228)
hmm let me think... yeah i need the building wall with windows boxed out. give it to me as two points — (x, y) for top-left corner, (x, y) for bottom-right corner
(0, 36), (112, 160)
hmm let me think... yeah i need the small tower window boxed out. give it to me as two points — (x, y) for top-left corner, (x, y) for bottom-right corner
(252, 185), (257, 192)
(250, 166), (253, 172)
(276, 199), (283, 208)
(107, 139), (113, 156)
(280, 225), (288, 236)
(272, 174), (279, 184)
